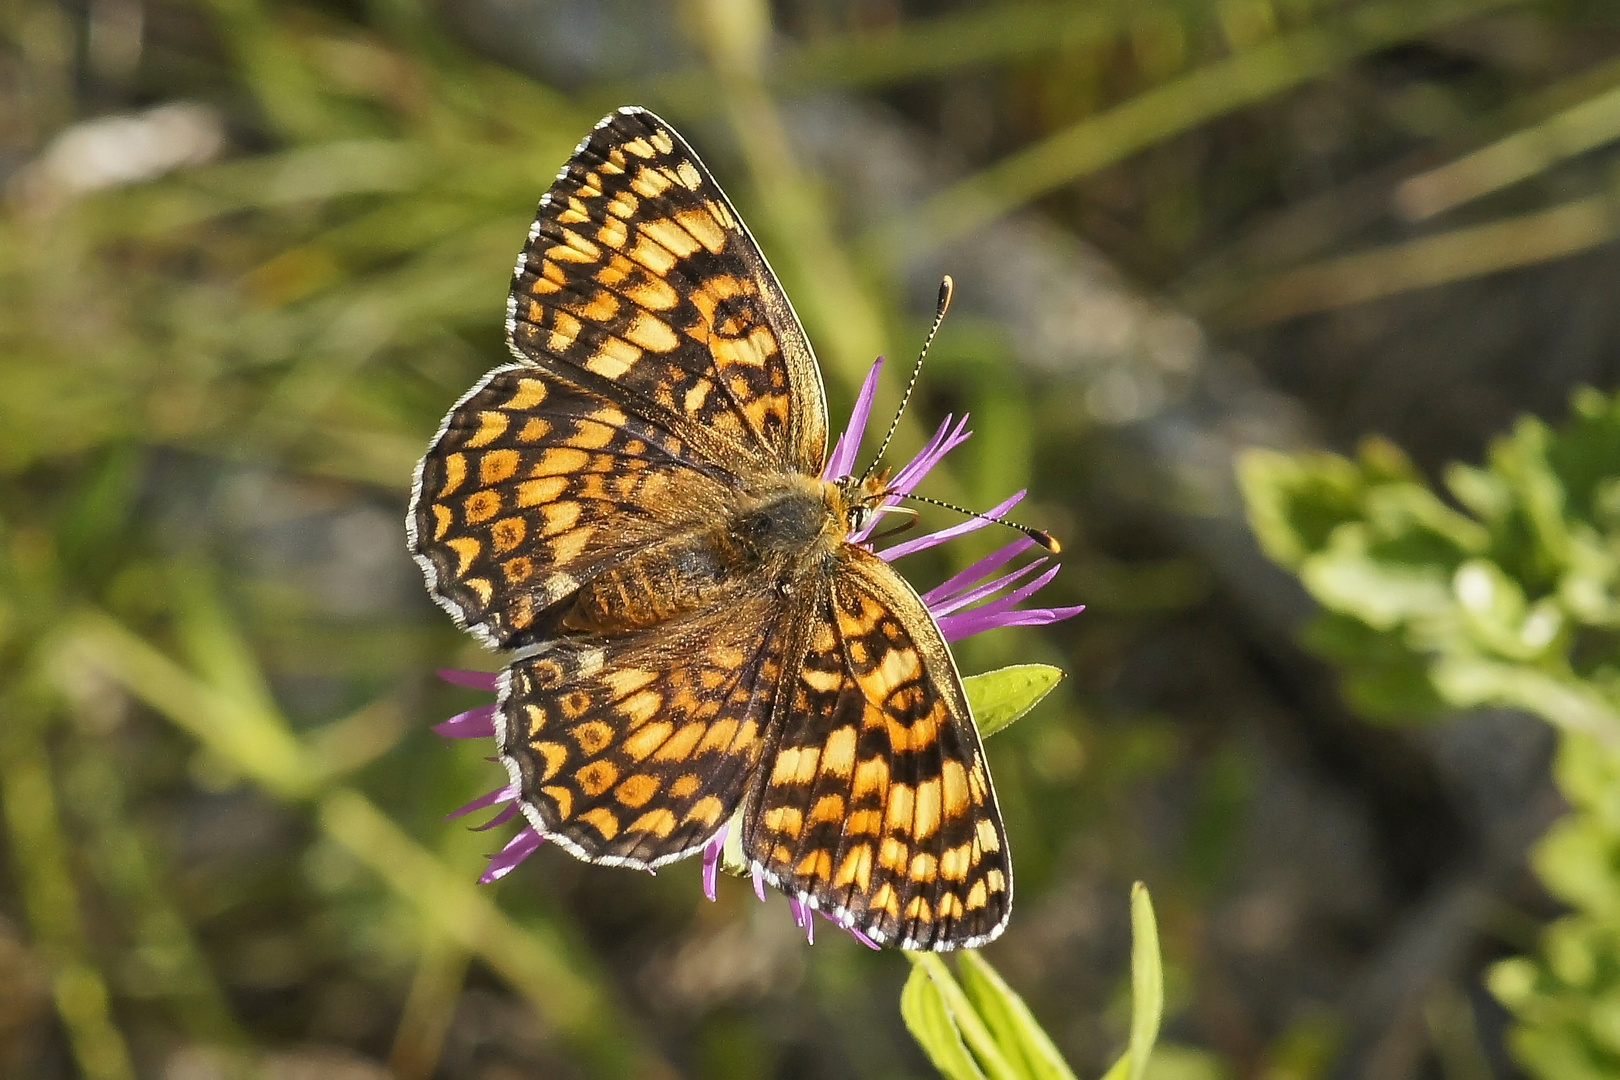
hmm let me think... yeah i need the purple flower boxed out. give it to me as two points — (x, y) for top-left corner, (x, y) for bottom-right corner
(438, 357), (1082, 941)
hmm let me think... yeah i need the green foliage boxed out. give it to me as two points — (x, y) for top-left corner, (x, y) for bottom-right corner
(966, 664), (1067, 739)
(1237, 389), (1620, 1079)
(902, 883), (1161, 1080)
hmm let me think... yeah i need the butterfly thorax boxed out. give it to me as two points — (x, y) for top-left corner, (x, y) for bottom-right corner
(559, 473), (850, 636)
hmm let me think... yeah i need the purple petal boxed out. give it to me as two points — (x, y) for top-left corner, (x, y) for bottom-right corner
(790, 898), (815, 944)
(439, 669), (498, 691)
(940, 602), (1087, 642)
(470, 804), (519, 832)
(432, 705), (497, 739)
(921, 538), (1038, 607)
(880, 490), (1026, 561)
(824, 357), (885, 480)
(929, 558), (1049, 617)
(479, 827), (544, 883)
(885, 413), (972, 499)
(446, 782), (518, 822)
(702, 823), (729, 902)
(752, 865), (767, 902)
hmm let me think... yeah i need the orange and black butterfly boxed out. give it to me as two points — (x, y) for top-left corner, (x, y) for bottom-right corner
(408, 107), (1011, 950)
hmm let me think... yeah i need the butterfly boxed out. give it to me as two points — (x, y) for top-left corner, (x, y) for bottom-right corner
(407, 107), (1011, 950)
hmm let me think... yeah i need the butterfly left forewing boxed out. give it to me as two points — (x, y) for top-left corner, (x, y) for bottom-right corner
(744, 547), (1013, 951)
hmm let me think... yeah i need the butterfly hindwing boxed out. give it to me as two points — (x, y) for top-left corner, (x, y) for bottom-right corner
(508, 107), (827, 476)
(744, 546), (1012, 951)
(408, 364), (733, 648)
(496, 588), (793, 868)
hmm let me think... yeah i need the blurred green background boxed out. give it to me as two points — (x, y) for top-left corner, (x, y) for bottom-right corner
(5, 0), (1620, 1077)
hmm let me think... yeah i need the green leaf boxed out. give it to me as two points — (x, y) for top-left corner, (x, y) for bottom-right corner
(902, 961), (990, 1080)
(957, 950), (1079, 1080)
(965, 664), (1066, 739)
(1101, 883), (1164, 1080)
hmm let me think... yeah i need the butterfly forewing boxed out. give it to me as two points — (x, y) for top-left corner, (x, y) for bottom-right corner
(408, 365), (732, 648)
(744, 547), (1012, 950)
(508, 108), (827, 476)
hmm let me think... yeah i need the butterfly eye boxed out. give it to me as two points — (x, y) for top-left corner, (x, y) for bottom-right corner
(848, 505), (873, 533)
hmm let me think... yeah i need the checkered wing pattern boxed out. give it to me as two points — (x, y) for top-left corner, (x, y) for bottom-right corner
(508, 107), (827, 476)
(408, 364), (731, 648)
(744, 547), (1012, 951)
(496, 590), (791, 868)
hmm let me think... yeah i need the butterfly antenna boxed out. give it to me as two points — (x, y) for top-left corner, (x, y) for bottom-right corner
(897, 491), (1062, 553)
(859, 276), (954, 485)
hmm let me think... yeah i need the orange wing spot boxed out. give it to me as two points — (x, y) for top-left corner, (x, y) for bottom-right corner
(548, 310), (582, 353)
(578, 289), (620, 323)
(965, 881), (989, 911)
(771, 747), (803, 786)
(604, 668), (658, 697)
(630, 166), (673, 199)
(581, 807), (620, 840)
(705, 198), (737, 228)
(939, 843), (973, 882)
(764, 805), (803, 839)
(463, 490), (501, 524)
(505, 377), (548, 411)
(886, 712), (939, 755)
(847, 809), (882, 835)
(801, 666), (841, 692)
(909, 853), (938, 882)
(871, 882), (900, 917)
(621, 690), (664, 725)
(508, 593), (535, 629)
(502, 555), (533, 584)
(885, 784), (915, 833)
(623, 721), (674, 761)
(529, 740), (568, 781)
(490, 516), (527, 554)
(688, 795), (724, 826)
(675, 160), (703, 190)
(628, 808), (677, 838)
(626, 276), (679, 311)
(698, 718), (739, 754)
(465, 577), (492, 605)
(937, 894), (965, 920)
(558, 196), (590, 225)
(521, 703), (547, 737)
(835, 846), (872, 891)
(569, 418), (617, 450)
(622, 136), (656, 158)
(597, 217), (628, 249)
(975, 818), (1001, 853)
(431, 505), (452, 541)
(821, 726), (857, 779)
(557, 228), (602, 261)
(852, 756), (889, 801)
(879, 836), (908, 872)
(571, 721), (613, 756)
(771, 844), (793, 864)
(984, 868), (1006, 893)
(648, 129), (675, 154)
(905, 895), (933, 922)
(479, 449), (520, 484)
(810, 794), (845, 824)
(517, 417), (552, 442)
(465, 410), (510, 449)
(439, 452), (467, 496)
(795, 849), (832, 881)
(540, 500), (582, 536)
(516, 476), (567, 507)
(550, 527), (592, 565)
(534, 447), (590, 476)
(446, 536), (482, 575)
(614, 773), (659, 808)
(968, 764), (989, 802)
(942, 760), (970, 817)
(862, 646), (921, 698)
(640, 218), (702, 259)
(624, 311), (679, 353)
(542, 784), (573, 819)
(675, 208), (727, 253)
(913, 778), (942, 840)
(607, 191), (639, 218)
(670, 774), (701, 798)
(585, 340), (640, 378)
(653, 722), (706, 762)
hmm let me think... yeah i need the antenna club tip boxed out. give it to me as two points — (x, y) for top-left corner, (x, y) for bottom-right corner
(1030, 529), (1061, 553)
(936, 275), (954, 315)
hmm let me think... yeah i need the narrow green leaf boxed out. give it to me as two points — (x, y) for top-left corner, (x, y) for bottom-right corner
(1127, 883), (1164, 1080)
(902, 961), (989, 1080)
(965, 664), (1066, 739)
(957, 950), (1079, 1080)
